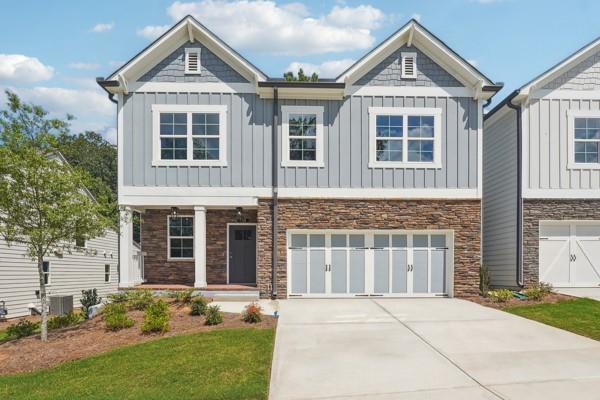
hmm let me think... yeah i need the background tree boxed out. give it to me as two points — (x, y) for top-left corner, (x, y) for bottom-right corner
(283, 68), (319, 82)
(0, 92), (114, 341)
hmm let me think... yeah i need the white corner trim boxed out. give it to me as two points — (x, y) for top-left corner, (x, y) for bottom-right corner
(117, 94), (125, 194)
(523, 189), (600, 199)
(477, 100), (483, 197)
(346, 85), (475, 98)
(281, 105), (325, 168)
(151, 104), (228, 167)
(368, 107), (443, 169)
(566, 109), (600, 170)
(130, 81), (257, 94)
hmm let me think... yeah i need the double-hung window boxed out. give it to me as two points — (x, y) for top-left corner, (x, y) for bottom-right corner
(152, 105), (227, 166)
(104, 264), (111, 283)
(369, 107), (442, 168)
(42, 261), (50, 285)
(282, 106), (324, 167)
(568, 111), (600, 169)
(168, 216), (194, 259)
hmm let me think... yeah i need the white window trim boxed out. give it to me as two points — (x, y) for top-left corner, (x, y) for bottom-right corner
(151, 104), (227, 167)
(281, 105), (325, 168)
(368, 107), (442, 169)
(104, 264), (111, 283)
(567, 109), (600, 170)
(167, 215), (195, 261)
(184, 48), (201, 75)
(43, 261), (51, 286)
(401, 52), (417, 79)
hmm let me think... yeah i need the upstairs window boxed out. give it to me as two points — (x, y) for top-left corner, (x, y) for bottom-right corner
(185, 48), (201, 74)
(42, 261), (50, 285)
(568, 111), (600, 169)
(282, 106), (324, 167)
(152, 105), (227, 166)
(401, 52), (417, 79)
(369, 107), (442, 168)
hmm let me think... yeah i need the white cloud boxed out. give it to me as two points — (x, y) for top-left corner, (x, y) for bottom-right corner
(0, 54), (54, 83)
(91, 23), (114, 33)
(109, 60), (125, 68)
(135, 1), (386, 55)
(136, 25), (170, 40)
(284, 59), (355, 78)
(68, 62), (100, 70)
(411, 13), (422, 22)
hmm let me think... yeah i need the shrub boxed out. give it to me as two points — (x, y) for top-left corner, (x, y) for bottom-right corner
(6, 320), (39, 339)
(80, 289), (102, 319)
(190, 296), (209, 316)
(107, 292), (128, 303)
(487, 289), (514, 303)
(127, 289), (154, 310)
(48, 311), (83, 330)
(539, 282), (553, 294)
(172, 289), (195, 304)
(103, 303), (134, 331)
(524, 282), (553, 301)
(141, 300), (170, 334)
(480, 264), (491, 297)
(242, 302), (262, 324)
(204, 305), (224, 326)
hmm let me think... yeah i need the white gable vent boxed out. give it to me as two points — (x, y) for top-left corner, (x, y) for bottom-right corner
(401, 52), (417, 79)
(185, 48), (201, 74)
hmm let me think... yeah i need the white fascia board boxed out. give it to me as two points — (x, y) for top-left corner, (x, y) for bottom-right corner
(531, 89), (600, 100)
(347, 85), (475, 98)
(258, 87), (345, 100)
(278, 187), (479, 199)
(130, 81), (257, 94)
(523, 189), (600, 199)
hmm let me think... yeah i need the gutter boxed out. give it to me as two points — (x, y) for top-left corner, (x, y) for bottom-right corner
(505, 92), (525, 288)
(271, 86), (279, 299)
(258, 81), (345, 89)
(96, 77), (119, 104)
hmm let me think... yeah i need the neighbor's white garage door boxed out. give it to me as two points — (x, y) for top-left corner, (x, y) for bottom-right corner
(539, 222), (600, 287)
(287, 231), (452, 297)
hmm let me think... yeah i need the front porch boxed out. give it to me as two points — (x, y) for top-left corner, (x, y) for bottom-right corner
(125, 283), (260, 301)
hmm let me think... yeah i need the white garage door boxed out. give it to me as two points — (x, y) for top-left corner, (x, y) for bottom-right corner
(539, 222), (600, 287)
(287, 231), (452, 297)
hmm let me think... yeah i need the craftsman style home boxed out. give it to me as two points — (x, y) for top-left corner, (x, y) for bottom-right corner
(98, 16), (501, 299)
(484, 38), (600, 291)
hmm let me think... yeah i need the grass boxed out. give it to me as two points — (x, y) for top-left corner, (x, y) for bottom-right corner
(0, 328), (275, 400)
(505, 298), (600, 341)
(0, 328), (7, 343)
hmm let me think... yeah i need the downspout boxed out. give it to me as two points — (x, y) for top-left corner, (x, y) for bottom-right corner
(271, 87), (279, 298)
(506, 95), (524, 288)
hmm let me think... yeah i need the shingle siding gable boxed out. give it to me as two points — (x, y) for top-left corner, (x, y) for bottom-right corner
(542, 50), (600, 90)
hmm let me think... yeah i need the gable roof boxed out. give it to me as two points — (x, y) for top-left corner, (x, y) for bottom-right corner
(336, 19), (499, 94)
(102, 15), (267, 92)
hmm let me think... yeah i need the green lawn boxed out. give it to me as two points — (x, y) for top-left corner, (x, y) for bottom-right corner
(505, 298), (600, 340)
(0, 329), (6, 343)
(0, 328), (275, 400)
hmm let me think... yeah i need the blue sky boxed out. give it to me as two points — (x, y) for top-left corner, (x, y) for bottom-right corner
(1, 0), (599, 143)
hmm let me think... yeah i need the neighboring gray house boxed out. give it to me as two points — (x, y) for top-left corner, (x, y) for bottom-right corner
(98, 16), (501, 299)
(483, 38), (600, 291)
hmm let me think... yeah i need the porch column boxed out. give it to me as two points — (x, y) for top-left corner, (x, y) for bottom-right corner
(119, 206), (133, 287)
(194, 206), (207, 288)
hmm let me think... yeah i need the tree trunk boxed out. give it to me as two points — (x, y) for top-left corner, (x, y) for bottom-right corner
(37, 255), (48, 342)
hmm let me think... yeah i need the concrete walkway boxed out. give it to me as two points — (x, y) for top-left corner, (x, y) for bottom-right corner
(269, 298), (600, 400)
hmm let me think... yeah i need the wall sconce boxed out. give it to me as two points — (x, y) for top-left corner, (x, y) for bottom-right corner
(235, 207), (244, 222)
(170, 207), (179, 218)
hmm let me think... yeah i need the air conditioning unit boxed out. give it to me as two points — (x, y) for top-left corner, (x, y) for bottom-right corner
(49, 295), (73, 316)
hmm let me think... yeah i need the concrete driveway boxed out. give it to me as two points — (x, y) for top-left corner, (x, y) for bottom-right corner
(556, 288), (600, 300)
(269, 298), (600, 400)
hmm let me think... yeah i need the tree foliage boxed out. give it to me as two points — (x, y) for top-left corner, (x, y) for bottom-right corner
(283, 68), (319, 82)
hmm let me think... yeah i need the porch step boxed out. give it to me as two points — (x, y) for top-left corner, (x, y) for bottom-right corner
(200, 290), (260, 302)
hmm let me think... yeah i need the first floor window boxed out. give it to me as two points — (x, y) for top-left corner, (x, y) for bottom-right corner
(168, 216), (194, 259)
(42, 261), (50, 285)
(105, 264), (111, 283)
(133, 211), (141, 246)
(574, 117), (600, 164)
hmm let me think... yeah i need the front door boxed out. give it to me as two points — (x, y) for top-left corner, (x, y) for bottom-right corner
(228, 225), (257, 284)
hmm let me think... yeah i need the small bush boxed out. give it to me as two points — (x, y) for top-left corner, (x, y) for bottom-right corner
(488, 289), (514, 303)
(141, 300), (170, 334)
(107, 292), (129, 303)
(103, 303), (134, 331)
(524, 282), (553, 301)
(80, 289), (102, 319)
(190, 296), (209, 316)
(242, 302), (262, 324)
(539, 282), (553, 294)
(127, 289), (154, 310)
(6, 320), (39, 339)
(480, 264), (491, 297)
(171, 289), (195, 304)
(204, 305), (224, 326)
(48, 311), (83, 330)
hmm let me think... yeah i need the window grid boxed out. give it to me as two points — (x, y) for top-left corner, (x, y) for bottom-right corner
(407, 115), (435, 163)
(168, 216), (194, 259)
(574, 117), (600, 164)
(42, 261), (50, 285)
(160, 113), (188, 160)
(288, 113), (317, 161)
(192, 113), (220, 160)
(375, 115), (403, 162)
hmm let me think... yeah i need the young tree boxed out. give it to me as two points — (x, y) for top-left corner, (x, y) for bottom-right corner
(0, 91), (114, 341)
(283, 68), (319, 82)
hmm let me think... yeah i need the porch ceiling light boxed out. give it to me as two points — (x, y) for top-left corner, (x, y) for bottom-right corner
(170, 207), (179, 218)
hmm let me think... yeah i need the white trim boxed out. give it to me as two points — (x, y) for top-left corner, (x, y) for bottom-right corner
(346, 85), (475, 98)
(226, 223), (258, 285)
(281, 105), (325, 168)
(368, 107), (442, 169)
(42, 260), (51, 286)
(151, 104), (227, 167)
(117, 94), (124, 195)
(532, 89), (600, 100)
(401, 52), (417, 79)
(278, 187), (478, 199)
(130, 81), (256, 94)
(184, 47), (201, 75)
(566, 109), (600, 170)
(194, 206), (207, 288)
(523, 189), (600, 199)
(477, 99), (483, 197)
(167, 214), (195, 261)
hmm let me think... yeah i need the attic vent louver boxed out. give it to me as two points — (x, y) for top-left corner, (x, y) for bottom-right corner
(185, 48), (201, 74)
(401, 52), (417, 79)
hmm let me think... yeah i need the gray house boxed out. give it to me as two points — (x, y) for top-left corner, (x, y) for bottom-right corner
(98, 16), (501, 299)
(483, 38), (600, 292)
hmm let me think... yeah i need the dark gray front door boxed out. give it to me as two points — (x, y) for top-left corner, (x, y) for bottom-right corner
(228, 225), (257, 284)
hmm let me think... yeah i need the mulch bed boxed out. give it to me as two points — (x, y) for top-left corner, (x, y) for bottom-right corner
(0, 300), (276, 375)
(466, 292), (574, 309)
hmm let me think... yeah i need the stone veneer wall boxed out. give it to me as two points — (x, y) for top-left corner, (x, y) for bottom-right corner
(522, 199), (600, 287)
(256, 199), (481, 299)
(141, 208), (257, 286)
